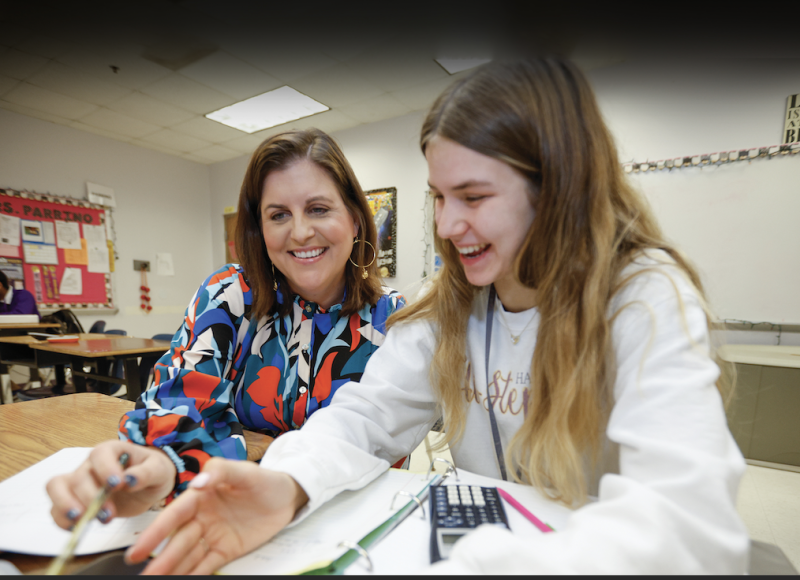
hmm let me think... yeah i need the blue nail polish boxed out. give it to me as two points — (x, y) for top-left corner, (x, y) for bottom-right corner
(67, 509), (79, 521)
(124, 474), (137, 488)
(97, 508), (110, 523)
(107, 474), (121, 487)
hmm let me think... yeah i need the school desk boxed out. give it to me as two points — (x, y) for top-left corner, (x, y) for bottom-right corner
(0, 392), (273, 574)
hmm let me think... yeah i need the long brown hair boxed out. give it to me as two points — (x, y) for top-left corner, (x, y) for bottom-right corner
(235, 128), (383, 320)
(389, 58), (730, 506)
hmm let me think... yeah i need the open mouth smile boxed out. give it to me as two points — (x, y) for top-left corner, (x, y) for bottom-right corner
(290, 248), (327, 260)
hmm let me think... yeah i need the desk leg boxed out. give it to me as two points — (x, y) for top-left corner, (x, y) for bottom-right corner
(123, 359), (141, 402)
(72, 365), (88, 393)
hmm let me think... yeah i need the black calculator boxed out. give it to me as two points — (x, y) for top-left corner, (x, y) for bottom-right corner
(429, 484), (510, 563)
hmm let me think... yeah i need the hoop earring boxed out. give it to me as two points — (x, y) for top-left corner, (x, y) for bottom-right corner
(271, 262), (278, 291)
(349, 238), (376, 279)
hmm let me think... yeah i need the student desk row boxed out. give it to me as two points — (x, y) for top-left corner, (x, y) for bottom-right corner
(0, 393), (273, 574)
(0, 334), (172, 403)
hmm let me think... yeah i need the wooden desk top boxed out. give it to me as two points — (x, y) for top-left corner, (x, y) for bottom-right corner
(0, 333), (129, 345)
(0, 393), (272, 574)
(0, 322), (59, 331)
(27, 336), (172, 358)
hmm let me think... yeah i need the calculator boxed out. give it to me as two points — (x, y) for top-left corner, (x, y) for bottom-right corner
(429, 484), (510, 563)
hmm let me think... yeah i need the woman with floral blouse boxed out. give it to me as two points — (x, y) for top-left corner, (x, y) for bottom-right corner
(46, 129), (404, 521)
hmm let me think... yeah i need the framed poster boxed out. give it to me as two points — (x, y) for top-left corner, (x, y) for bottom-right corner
(364, 188), (397, 278)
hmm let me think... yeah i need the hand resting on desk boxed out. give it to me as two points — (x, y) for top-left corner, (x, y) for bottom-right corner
(124, 457), (308, 575)
(46, 440), (176, 529)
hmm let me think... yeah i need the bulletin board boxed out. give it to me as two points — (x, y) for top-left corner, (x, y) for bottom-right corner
(0, 188), (114, 311)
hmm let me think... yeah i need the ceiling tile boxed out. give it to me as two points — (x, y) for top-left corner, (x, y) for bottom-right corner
(390, 70), (470, 112)
(140, 129), (213, 153)
(107, 92), (195, 126)
(229, 44), (339, 83)
(0, 74), (20, 97)
(0, 27), (33, 50)
(181, 152), (213, 165)
(0, 99), (74, 127)
(192, 145), (243, 163)
(0, 48), (49, 80)
(69, 120), (134, 143)
(15, 35), (75, 60)
(140, 73), (236, 114)
(289, 64), (384, 108)
(128, 138), (183, 157)
(344, 47), (449, 93)
(3, 83), (98, 120)
(338, 94), (412, 124)
(179, 51), (283, 101)
(171, 116), (246, 143)
(282, 108), (361, 134)
(57, 48), (173, 90)
(79, 108), (162, 138)
(221, 131), (267, 154)
(27, 61), (131, 106)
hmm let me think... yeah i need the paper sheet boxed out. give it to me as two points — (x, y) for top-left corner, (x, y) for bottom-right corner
(42, 222), (55, 245)
(87, 243), (110, 273)
(23, 242), (59, 265)
(59, 267), (83, 295)
(82, 223), (106, 249)
(345, 468), (574, 575)
(64, 238), (88, 265)
(55, 220), (81, 250)
(21, 220), (43, 243)
(219, 470), (434, 575)
(0, 448), (160, 556)
(0, 244), (19, 258)
(0, 214), (20, 246)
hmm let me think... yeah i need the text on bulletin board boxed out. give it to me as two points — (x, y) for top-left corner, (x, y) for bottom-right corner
(0, 189), (114, 310)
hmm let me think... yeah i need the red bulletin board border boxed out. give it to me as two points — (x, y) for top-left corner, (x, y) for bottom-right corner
(0, 188), (114, 311)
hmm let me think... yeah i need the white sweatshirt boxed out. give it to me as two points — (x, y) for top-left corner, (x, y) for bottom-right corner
(261, 251), (750, 574)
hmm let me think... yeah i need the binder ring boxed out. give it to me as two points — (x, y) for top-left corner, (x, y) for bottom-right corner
(338, 541), (373, 572)
(426, 458), (459, 481)
(390, 490), (426, 519)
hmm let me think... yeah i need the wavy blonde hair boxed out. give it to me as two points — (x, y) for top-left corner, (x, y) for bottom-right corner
(388, 58), (731, 506)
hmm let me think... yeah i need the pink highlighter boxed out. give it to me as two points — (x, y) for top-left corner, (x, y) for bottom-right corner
(496, 488), (555, 533)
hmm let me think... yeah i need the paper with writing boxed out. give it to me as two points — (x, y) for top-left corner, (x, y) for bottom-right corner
(55, 220), (81, 250)
(0, 448), (160, 556)
(59, 267), (83, 295)
(0, 214), (20, 246)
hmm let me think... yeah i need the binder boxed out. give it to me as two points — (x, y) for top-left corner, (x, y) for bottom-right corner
(218, 467), (445, 575)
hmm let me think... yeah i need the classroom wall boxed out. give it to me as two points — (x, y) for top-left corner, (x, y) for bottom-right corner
(0, 108), (214, 339)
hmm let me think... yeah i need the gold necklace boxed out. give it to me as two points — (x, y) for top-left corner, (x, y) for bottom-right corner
(494, 298), (537, 345)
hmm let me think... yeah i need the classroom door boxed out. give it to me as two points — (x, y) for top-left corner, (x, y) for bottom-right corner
(224, 213), (238, 263)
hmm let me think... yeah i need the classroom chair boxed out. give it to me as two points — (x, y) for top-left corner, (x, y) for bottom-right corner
(88, 320), (106, 334)
(138, 333), (173, 394)
(89, 329), (127, 397)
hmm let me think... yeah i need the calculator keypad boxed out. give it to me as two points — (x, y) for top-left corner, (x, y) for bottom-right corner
(433, 485), (507, 528)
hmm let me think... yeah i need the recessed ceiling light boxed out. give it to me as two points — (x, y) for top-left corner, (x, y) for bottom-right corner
(434, 58), (492, 75)
(205, 86), (329, 134)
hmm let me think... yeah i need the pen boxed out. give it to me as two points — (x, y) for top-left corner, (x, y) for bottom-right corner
(496, 487), (554, 533)
(46, 452), (131, 575)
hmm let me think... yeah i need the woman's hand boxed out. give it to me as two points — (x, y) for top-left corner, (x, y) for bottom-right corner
(125, 457), (309, 575)
(46, 440), (176, 529)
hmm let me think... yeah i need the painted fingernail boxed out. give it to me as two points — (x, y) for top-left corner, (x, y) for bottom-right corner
(124, 474), (137, 488)
(189, 472), (210, 489)
(66, 508), (80, 521)
(97, 508), (110, 523)
(107, 474), (121, 487)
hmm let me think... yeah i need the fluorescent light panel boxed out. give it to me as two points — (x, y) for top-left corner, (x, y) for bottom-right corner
(434, 58), (492, 75)
(206, 86), (329, 133)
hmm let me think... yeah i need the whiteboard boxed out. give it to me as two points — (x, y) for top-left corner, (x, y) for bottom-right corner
(629, 155), (800, 324)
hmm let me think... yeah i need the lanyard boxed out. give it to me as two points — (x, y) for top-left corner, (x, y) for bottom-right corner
(485, 285), (509, 481)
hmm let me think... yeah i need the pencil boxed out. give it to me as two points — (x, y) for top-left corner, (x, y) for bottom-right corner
(496, 487), (554, 533)
(46, 452), (130, 575)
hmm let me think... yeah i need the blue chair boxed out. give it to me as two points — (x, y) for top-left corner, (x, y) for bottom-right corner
(88, 320), (106, 334)
(139, 333), (173, 393)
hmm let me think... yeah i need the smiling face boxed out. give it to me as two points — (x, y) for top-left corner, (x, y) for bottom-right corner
(261, 159), (359, 309)
(426, 135), (537, 311)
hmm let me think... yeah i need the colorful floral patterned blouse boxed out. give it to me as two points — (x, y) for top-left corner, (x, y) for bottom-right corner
(119, 264), (405, 496)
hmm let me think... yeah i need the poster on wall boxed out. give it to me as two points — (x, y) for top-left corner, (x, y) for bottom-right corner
(364, 188), (397, 278)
